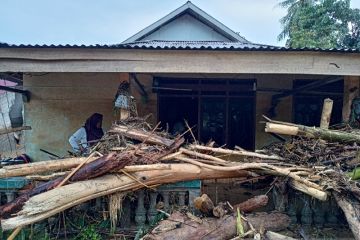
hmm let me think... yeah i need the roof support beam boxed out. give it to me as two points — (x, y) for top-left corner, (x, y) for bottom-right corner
(0, 73), (23, 85)
(1, 49), (360, 76)
(268, 76), (343, 117)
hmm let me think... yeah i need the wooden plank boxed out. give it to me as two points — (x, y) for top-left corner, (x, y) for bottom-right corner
(0, 126), (31, 135)
(1, 48), (360, 75)
(342, 76), (360, 122)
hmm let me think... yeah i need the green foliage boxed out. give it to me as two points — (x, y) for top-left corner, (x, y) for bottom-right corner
(278, 0), (360, 49)
(236, 208), (244, 236)
(73, 225), (102, 240)
(134, 212), (166, 240)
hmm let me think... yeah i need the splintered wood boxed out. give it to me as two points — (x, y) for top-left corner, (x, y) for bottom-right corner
(0, 117), (359, 239)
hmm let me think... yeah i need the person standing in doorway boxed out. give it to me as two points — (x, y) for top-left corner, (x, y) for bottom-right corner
(69, 113), (104, 155)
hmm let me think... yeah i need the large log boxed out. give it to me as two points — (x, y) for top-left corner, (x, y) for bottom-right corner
(333, 193), (360, 240)
(109, 125), (175, 147)
(2, 164), (250, 230)
(143, 211), (291, 240)
(265, 122), (360, 144)
(0, 153), (132, 218)
(0, 157), (96, 178)
(233, 195), (269, 213)
(0, 158), (172, 179)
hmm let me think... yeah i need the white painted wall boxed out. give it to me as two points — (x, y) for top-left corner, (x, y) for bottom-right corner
(142, 14), (230, 41)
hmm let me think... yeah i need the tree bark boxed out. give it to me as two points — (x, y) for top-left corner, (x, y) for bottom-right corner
(0, 159), (173, 179)
(265, 231), (297, 240)
(109, 125), (175, 147)
(233, 195), (269, 213)
(333, 193), (360, 240)
(143, 211), (291, 240)
(0, 157), (96, 178)
(1, 164), (250, 230)
(0, 153), (132, 218)
(194, 194), (214, 215)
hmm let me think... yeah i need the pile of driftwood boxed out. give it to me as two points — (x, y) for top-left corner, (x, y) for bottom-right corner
(0, 117), (359, 239)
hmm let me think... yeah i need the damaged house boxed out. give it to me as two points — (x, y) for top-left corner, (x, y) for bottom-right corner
(0, 1), (360, 239)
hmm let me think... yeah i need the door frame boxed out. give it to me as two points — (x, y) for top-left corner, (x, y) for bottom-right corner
(155, 77), (257, 149)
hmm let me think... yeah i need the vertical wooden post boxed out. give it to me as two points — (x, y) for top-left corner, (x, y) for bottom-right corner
(320, 98), (333, 129)
(342, 76), (360, 122)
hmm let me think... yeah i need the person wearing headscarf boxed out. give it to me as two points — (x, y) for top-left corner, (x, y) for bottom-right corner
(69, 113), (104, 154)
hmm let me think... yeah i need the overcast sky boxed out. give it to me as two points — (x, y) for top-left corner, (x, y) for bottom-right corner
(1, 0), (360, 47)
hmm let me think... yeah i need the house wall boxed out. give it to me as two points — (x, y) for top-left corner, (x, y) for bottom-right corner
(142, 14), (230, 41)
(23, 72), (348, 161)
(23, 73), (128, 161)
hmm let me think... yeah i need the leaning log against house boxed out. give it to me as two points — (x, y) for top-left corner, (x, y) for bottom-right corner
(2, 164), (250, 230)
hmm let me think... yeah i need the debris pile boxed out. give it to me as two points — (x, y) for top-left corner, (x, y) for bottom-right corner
(0, 117), (359, 239)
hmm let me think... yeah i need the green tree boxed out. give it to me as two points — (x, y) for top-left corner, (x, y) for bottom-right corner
(278, 0), (360, 49)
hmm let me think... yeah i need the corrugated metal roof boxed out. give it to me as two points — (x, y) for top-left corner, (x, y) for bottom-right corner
(1, 40), (359, 53)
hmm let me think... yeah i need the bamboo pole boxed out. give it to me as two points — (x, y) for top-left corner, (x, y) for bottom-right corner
(320, 98), (333, 129)
(265, 122), (360, 144)
(189, 145), (284, 160)
(180, 148), (227, 163)
(288, 180), (327, 201)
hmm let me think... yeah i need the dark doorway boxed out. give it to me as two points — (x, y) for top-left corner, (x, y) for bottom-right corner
(156, 78), (256, 150)
(293, 79), (344, 126)
(158, 96), (198, 137)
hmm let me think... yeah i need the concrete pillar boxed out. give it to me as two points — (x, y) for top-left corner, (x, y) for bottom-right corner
(135, 190), (146, 225)
(147, 192), (158, 223)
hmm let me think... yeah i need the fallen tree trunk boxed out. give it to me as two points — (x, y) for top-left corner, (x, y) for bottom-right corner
(143, 211), (290, 240)
(233, 195), (269, 213)
(0, 153), (132, 218)
(265, 122), (360, 144)
(109, 125), (175, 147)
(2, 164), (250, 230)
(333, 193), (360, 240)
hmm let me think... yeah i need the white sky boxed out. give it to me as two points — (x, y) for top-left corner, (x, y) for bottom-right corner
(1, 0), (359, 46)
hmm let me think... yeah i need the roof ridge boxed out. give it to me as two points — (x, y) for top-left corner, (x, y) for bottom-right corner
(121, 2), (250, 43)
